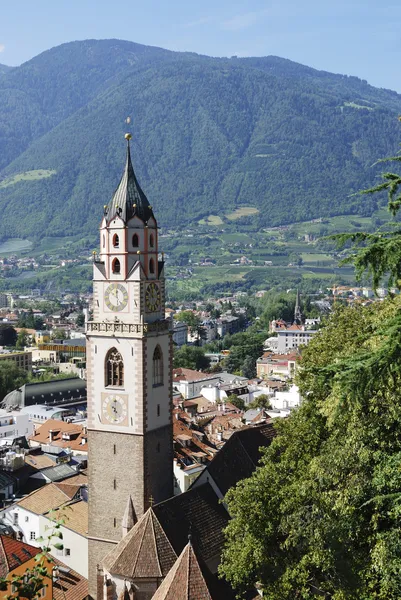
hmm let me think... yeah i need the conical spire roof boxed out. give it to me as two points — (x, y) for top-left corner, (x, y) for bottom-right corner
(122, 495), (137, 533)
(103, 508), (177, 579)
(293, 289), (303, 325)
(105, 137), (154, 224)
(151, 542), (213, 600)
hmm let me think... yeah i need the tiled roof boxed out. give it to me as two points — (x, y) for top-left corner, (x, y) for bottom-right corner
(25, 453), (56, 470)
(59, 500), (88, 537)
(29, 419), (88, 452)
(0, 535), (37, 577)
(17, 482), (80, 515)
(204, 423), (276, 496)
(53, 558), (88, 600)
(103, 508), (177, 579)
(153, 483), (229, 568)
(152, 542), (212, 600)
(173, 368), (216, 383)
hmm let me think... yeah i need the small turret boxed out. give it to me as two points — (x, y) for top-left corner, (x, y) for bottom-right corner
(122, 495), (137, 538)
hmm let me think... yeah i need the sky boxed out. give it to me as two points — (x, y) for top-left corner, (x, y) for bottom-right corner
(1, 0), (401, 92)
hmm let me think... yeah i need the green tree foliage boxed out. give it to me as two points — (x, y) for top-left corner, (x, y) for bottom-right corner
(0, 325), (17, 346)
(220, 140), (401, 599)
(16, 328), (29, 350)
(0, 361), (29, 401)
(247, 393), (272, 410)
(227, 395), (245, 411)
(1, 40), (401, 239)
(173, 345), (210, 371)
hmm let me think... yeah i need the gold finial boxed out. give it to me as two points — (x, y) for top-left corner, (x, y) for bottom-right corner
(137, 250), (141, 255)
(125, 133), (132, 141)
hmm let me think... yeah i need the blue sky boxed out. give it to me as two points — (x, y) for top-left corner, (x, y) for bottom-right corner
(1, 0), (401, 91)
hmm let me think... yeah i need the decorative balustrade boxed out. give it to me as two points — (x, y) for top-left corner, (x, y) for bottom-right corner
(87, 320), (169, 334)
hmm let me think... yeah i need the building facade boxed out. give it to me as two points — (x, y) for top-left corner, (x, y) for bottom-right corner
(87, 136), (173, 597)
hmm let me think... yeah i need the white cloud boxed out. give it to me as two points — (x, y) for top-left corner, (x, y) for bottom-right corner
(0, 45), (5, 53)
(182, 17), (212, 28)
(222, 10), (269, 31)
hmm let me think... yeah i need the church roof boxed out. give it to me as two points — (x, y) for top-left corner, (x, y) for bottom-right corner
(105, 140), (154, 224)
(152, 542), (212, 600)
(103, 507), (177, 579)
(199, 423), (276, 497)
(122, 494), (137, 532)
(153, 483), (229, 568)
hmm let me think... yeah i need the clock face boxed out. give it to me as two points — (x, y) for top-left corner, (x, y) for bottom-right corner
(145, 282), (161, 313)
(105, 283), (129, 312)
(102, 394), (128, 425)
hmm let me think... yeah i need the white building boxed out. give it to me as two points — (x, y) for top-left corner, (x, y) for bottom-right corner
(0, 409), (33, 442)
(172, 321), (188, 347)
(276, 326), (317, 352)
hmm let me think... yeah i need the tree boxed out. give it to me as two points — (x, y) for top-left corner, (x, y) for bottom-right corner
(51, 328), (67, 341)
(16, 329), (29, 350)
(247, 393), (272, 410)
(227, 394), (245, 411)
(240, 355), (256, 379)
(0, 325), (17, 347)
(75, 312), (85, 327)
(173, 345), (210, 371)
(220, 139), (401, 599)
(0, 361), (29, 401)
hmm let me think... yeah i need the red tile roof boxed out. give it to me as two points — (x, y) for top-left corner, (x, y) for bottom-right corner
(0, 535), (38, 577)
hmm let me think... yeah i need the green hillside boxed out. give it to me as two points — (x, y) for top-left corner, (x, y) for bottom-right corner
(0, 39), (400, 241)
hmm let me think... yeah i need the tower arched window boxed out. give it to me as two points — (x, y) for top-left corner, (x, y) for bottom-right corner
(112, 258), (121, 274)
(153, 346), (163, 387)
(102, 235), (105, 248)
(132, 234), (139, 248)
(105, 348), (124, 387)
(149, 233), (154, 248)
(113, 234), (119, 248)
(149, 258), (155, 274)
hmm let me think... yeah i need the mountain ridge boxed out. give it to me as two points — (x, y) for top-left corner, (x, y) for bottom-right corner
(0, 39), (400, 241)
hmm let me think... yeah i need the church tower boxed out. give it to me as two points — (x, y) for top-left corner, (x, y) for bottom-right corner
(87, 134), (173, 597)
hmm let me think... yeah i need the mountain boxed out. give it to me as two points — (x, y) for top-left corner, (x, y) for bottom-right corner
(0, 64), (12, 75)
(0, 39), (400, 241)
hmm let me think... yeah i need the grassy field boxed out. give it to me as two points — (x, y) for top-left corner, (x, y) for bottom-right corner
(226, 206), (260, 220)
(0, 170), (56, 189)
(0, 238), (33, 254)
(198, 215), (224, 225)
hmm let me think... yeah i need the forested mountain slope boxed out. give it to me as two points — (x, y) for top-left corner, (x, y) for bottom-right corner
(0, 39), (400, 240)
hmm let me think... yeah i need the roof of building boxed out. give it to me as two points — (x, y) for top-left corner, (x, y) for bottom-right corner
(0, 535), (38, 577)
(173, 369), (218, 383)
(153, 483), (229, 568)
(103, 507), (177, 579)
(17, 481), (81, 515)
(25, 452), (57, 470)
(152, 542), (212, 600)
(2, 378), (87, 409)
(52, 558), (88, 600)
(105, 140), (154, 224)
(39, 463), (79, 482)
(200, 423), (276, 497)
(29, 419), (87, 452)
(58, 499), (87, 536)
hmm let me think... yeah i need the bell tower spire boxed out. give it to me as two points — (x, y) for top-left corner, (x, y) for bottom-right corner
(88, 134), (173, 599)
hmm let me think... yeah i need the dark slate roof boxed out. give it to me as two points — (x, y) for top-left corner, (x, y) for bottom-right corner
(103, 508), (177, 579)
(153, 483), (229, 567)
(2, 378), (87, 409)
(204, 423), (276, 497)
(39, 463), (78, 482)
(105, 142), (154, 224)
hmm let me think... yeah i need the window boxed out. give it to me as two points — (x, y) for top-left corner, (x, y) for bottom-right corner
(102, 234), (105, 248)
(153, 346), (163, 387)
(105, 348), (124, 387)
(132, 234), (139, 248)
(112, 258), (121, 274)
(64, 548), (71, 557)
(30, 532), (36, 540)
(13, 513), (18, 525)
(149, 233), (154, 248)
(106, 348), (124, 387)
(113, 233), (119, 248)
(25, 516), (29, 522)
(149, 258), (155, 274)
(157, 404), (160, 417)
